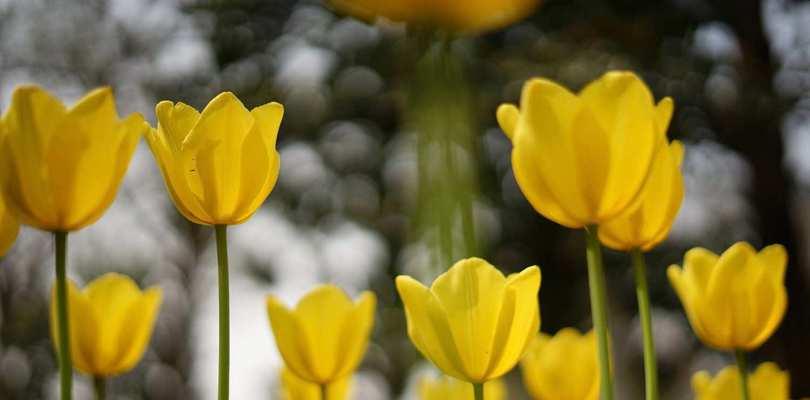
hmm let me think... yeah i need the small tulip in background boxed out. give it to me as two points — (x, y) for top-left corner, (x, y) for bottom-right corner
(396, 257), (541, 400)
(669, 242), (787, 400)
(280, 368), (351, 400)
(419, 374), (505, 400)
(520, 328), (599, 400)
(146, 92), (283, 400)
(498, 71), (669, 400)
(266, 285), (376, 399)
(0, 85), (146, 400)
(50, 273), (162, 399)
(691, 362), (789, 400)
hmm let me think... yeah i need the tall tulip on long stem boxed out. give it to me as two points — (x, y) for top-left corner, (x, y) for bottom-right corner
(145, 93), (283, 399)
(0, 86), (145, 399)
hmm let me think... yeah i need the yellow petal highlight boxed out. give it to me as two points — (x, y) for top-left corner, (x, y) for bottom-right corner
(499, 71), (668, 228)
(280, 368), (351, 400)
(520, 328), (599, 400)
(691, 362), (789, 400)
(266, 285), (376, 385)
(668, 242), (787, 351)
(0, 189), (19, 256)
(0, 85), (144, 231)
(396, 257), (541, 383)
(418, 374), (506, 400)
(148, 92), (284, 225)
(49, 273), (162, 377)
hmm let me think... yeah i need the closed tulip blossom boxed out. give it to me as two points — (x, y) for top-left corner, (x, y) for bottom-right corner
(1, 85), (145, 400)
(330, 0), (540, 34)
(266, 285), (376, 394)
(419, 374), (505, 400)
(280, 368), (351, 400)
(50, 273), (161, 392)
(520, 328), (598, 400)
(691, 362), (789, 400)
(396, 257), (541, 398)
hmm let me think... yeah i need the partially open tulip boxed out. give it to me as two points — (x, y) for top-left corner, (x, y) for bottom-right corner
(599, 140), (684, 251)
(668, 242), (787, 351)
(497, 71), (670, 228)
(266, 285), (376, 385)
(396, 257), (541, 383)
(50, 273), (162, 377)
(280, 368), (351, 400)
(0, 193), (19, 256)
(691, 362), (789, 400)
(520, 328), (598, 400)
(419, 374), (505, 400)
(0, 85), (145, 231)
(145, 92), (283, 225)
(329, 0), (540, 34)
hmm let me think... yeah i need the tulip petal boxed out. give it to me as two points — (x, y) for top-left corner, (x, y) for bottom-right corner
(83, 273), (144, 371)
(496, 104), (519, 140)
(109, 287), (162, 375)
(294, 285), (356, 381)
(267, 296), (317, 382)
(757, 244), (787, 284)
(334, 291), (376, 377)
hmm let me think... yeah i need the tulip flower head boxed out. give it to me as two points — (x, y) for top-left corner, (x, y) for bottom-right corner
(266, 285), (376, 385)
(668, 242), (787, 351)
(146, 92), (283, 225)
(599, 140), (685, 251)
(396, 257), (541, 383)
(330, 0), (541, 34)
(280, 367), (351, 400)
(0, 85), (145, 231)
(520, 328), (599, 400)
(50, 273), (162, 377)
(497, 71), (671, 228)
(418, 373), (506, 400)
(691, 362), (789, 400)
(0, 192), (19, 256)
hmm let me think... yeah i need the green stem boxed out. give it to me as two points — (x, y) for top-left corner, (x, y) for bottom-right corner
(321, 383), (328, 400)
(632, 250), (659, 400)
(472, 382), (484, 400)
(54, 231), (72, 400)
(735, 350), (750, 400)
(93, 376), (106, 400)
(585, 226), (614, 400)
(215, 225), (230, 400)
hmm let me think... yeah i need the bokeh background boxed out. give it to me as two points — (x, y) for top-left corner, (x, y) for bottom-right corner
(1, 0), (810, 398)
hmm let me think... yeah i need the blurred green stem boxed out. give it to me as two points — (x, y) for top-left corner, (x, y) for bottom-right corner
(93, 376), (105, 400)
(54, 231), (72, 400)
(735, 350), (750, 400)
(632, 249), (659, 400)
(585, 226), (614, 400)
(473, 382), (484, 400)
(215, 225), (230, 400)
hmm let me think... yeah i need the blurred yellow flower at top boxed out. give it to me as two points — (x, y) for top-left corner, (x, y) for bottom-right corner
(520, 328), (598, 400)
(668, 242), (787, 351)
(691, 362), (789, 400)
(396, 257), (541, 383)
(419, 374), (505, 400)
(145, 92), (283, 225)
(0, 192), (19, 257)
(599, 140), (685, 251)
(0, 85), (146, 232)
(497, 71), (670, 229)
(329, 0), (541, 34)
(266, 285), (376, 385)
(280, 368), (351, 400)
(50, 273), (162, 377)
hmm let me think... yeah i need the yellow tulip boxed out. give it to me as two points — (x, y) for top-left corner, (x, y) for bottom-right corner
(396, 257), (541, 383)
(668, 242), (787, 351)
(691, 362), (789, 400)
(329, 0), (540, 34)
(599, 140), (685, 251)
(266, 285), (376, 385)
(0, 193), (19, 256)
(0, 85), (145, 232)
(418, 374), (505, 400)
(497, 71), (671, 228)
(49, 273), (162, 377)
(145, 92), (283, 225)
(280, 368), (351, 400)
(520, 328), (598, 400)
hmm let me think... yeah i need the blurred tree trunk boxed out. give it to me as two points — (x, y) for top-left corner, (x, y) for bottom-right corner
(709, 0), (810, 394)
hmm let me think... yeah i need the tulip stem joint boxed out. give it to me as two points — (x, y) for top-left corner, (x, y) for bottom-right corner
(215, 225), (230, 400)
(473, 382), (484, 400)
(735, 350), (751, 400)
(54, 231), (73, 400)
(93, 376), (106, 400)
(584, 226), (614, 400)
